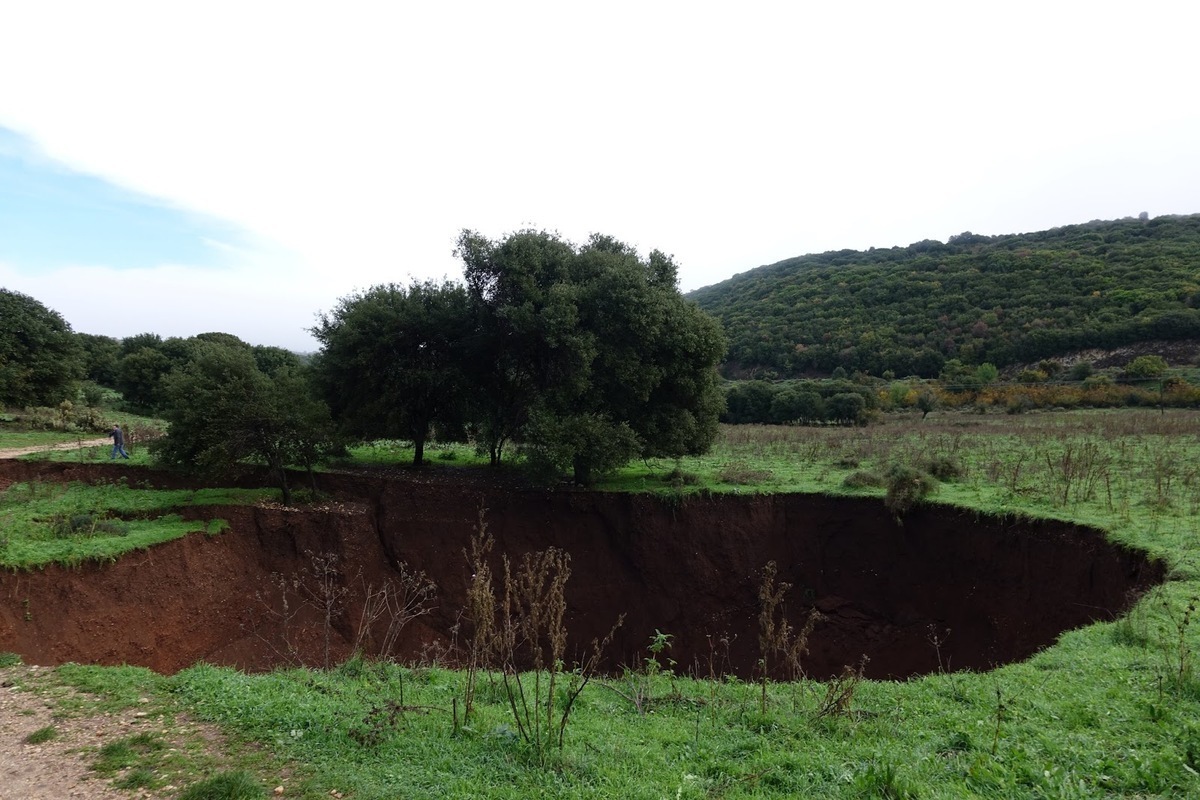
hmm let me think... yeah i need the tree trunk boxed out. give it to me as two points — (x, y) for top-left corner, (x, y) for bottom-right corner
(572, 455), (592, 487)
(274, 462), (292, 505)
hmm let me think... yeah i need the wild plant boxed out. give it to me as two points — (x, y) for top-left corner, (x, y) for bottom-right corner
(247, 550), (352, 669)
(490, 545), (622, 764)
(248, 571), (297, 663)
(353, 564), (437, 660)
(991, 682), (1007, 756)
(815, 656), (868, 719)
(298, 551), (351, 670)
(460, 512), (495, 723)
(927, 624), (951, 673)
(883, 464), (936, 518)
(607, 629), (676, 716)
(1159, 594), (1198, 696)
(1147, 446), (1182, 508)
(756, 561), (821, 714)
(1043, 440), (1110, 505)
(853, 761), (918, 800)
(718, 460), (773, 485)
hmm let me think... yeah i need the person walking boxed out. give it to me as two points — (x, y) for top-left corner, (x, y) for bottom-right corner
(108, 423), (130, 459)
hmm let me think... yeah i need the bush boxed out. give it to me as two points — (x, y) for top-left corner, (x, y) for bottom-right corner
(924, 455), (965, 482)
(718, 460), (773, 485)
(665, 467), (701, 488)
(1125, 355), (1168, 380)
(883, 464), (936, 515)
(843, 470), (883, 489)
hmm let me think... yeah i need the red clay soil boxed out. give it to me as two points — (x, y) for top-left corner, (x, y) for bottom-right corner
(0, 461), (1164, 681)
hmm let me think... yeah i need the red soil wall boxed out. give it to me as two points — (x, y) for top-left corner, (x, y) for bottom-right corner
(0, 462), (1163, 679)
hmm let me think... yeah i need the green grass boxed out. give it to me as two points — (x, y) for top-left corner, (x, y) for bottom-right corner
(338, 439), (494, 468)
(12, 408), (1200, 797)
(25, 443), (157, 466)
(177, 771), (267, 800)
(0, 480), (266, 568)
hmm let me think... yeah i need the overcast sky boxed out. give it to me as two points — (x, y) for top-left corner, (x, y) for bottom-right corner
(2, 2), (1198, 352)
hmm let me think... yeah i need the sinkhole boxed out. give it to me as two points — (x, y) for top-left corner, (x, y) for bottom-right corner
(0, 464), (1164, 680)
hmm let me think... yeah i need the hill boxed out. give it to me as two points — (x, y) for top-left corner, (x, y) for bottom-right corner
(689, 214), (1200, 378)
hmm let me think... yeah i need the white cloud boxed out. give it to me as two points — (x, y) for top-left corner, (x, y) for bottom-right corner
(0, 1), (1198, 349)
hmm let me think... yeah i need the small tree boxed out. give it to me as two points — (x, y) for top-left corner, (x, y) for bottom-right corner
(155, 343), (334, 504)
(826, 392), (868, 425)
(915, 391), (938, 420)
(1125, 355), (1168, 381)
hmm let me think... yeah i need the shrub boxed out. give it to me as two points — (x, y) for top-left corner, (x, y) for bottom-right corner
(665, 467), (700, 487)
(718, 460), (773, 485)
(883, 464), (937, 515)
(925, 455), (965, 482)
(842, 470), (883, 489)
(1125, 355), (1168, 380)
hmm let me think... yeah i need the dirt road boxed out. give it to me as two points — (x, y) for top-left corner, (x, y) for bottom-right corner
(0, 438), (109, 460)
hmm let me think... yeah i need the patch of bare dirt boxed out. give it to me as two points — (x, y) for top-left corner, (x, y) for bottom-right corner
(0, 439), (110, 460)
(0, 663), (235, 799)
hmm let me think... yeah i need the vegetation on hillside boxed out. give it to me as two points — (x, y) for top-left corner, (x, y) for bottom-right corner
(691, 214), (1200, 378)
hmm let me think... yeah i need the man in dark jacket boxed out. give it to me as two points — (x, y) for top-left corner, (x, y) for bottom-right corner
(108, 424), (130, 459)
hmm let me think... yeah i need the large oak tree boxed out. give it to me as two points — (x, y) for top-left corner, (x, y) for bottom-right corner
(460, 229), (727, 484)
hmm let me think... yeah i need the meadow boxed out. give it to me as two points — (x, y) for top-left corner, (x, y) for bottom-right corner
(3, 409), (1200, 799)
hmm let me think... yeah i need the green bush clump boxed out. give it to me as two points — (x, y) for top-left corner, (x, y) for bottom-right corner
(665, 467), (701, 487)
(717, 460), (773, 485)
(924, 455), (965, 482)
(842, 470), (883, 489)
(884, 464), (937, 515)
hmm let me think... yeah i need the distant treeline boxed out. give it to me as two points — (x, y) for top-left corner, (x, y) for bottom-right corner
(724, 371), (1200, 426)
(691, 214), (1200, 378)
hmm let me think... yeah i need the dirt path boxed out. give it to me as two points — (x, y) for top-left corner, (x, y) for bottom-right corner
(0, 439), (110, 459)
(1, 665), (141, 799)
(0, 663), (239, 799)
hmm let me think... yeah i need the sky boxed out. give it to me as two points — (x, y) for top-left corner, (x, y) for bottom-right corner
(1, 2), (1198, 352)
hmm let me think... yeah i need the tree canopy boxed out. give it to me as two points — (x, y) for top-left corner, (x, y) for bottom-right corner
(154, 341), (335, 503)
(315, 230), (726, 483)
(0, 289), (83, 407)
(464, 229), (726, 483)
(311, 280), (474, 466)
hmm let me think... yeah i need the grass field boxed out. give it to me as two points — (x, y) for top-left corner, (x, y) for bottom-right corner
(0, 480), (269, 567)
(3, 409), (1200, 798)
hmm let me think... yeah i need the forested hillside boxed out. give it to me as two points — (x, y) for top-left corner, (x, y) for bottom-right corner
(690, 214), (1200, 378)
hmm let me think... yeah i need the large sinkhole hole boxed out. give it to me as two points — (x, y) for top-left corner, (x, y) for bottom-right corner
(376, 489), (1164, 681)
(0, 468), (1164, 680)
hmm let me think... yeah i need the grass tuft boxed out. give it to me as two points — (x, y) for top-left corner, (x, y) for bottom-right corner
(23, 725), (57, 744)
(176, 770), (266, 800)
